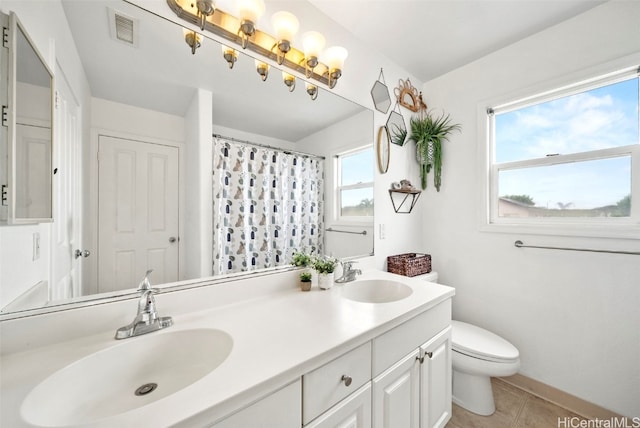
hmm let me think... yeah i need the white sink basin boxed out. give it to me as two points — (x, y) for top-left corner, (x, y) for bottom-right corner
(341, 279), (413, 303)
(21, 328), (233, 427)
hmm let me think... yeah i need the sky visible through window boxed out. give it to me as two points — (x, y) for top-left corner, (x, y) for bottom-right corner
(495, 78), (639, 210)
(340, 148), (374, 209)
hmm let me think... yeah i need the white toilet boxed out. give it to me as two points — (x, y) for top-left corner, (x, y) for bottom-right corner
(415, 272), (520, 416)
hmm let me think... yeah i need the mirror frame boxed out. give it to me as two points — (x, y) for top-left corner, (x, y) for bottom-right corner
(1, 11), (54, 224)
(371, 80), (391, 114)
(376, 125), (390, 174)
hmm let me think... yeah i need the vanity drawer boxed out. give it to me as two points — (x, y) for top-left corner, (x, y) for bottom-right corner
(302, 341), (372, 425)
(372, 300), (451, 377)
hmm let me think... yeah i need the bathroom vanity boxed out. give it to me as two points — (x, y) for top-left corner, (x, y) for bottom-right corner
(0, 270), (454, 427)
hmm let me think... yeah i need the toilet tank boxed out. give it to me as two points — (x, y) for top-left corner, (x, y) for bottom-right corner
(413, 271), (439, 283)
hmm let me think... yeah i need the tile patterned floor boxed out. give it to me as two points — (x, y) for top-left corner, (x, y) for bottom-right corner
(445, 378), (588, 428)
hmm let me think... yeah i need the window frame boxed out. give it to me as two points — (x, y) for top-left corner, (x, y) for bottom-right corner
(480, 62), (640, 239)
(335, 145), (374, 224)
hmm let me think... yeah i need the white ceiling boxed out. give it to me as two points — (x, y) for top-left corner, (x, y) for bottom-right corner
(309, 0), (607, 82)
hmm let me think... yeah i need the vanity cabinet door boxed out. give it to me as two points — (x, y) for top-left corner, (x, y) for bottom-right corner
(211, 379), (301, 428)
(420, 327), (452, 428)
(372, 349), (420, 428)
(305, 382), (372, 428)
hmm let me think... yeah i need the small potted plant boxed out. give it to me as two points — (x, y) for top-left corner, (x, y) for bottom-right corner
(299, 271), (312, 292)
(313, 256), (338, 290)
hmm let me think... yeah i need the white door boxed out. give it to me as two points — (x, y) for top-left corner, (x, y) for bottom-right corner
(373, 349), (420, 428)
(98, 135), (179, 292)
(420, 327), (452, 428)
(50, 69), (82, 301)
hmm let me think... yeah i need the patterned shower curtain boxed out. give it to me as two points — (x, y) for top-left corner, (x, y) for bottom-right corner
(212, 136), (324, 275)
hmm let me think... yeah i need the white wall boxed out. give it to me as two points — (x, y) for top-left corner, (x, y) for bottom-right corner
(298, 109), (374, 258)
(184, 89), (213, 279)
(419, 1), (640, 416)
(0, 0), (91, 309)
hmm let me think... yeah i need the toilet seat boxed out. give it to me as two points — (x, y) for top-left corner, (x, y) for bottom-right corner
(452, 320), (519, 363)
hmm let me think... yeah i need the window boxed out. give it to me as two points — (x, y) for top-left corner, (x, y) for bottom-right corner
(486, 66), (639, 234)
(336, 146), (374, 221)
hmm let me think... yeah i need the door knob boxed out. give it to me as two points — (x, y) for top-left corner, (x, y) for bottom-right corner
(169, 236), (178, 243)
(74, 249), (90, 259)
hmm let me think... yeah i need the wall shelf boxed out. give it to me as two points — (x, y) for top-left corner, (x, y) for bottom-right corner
(388, 189), (421, 213)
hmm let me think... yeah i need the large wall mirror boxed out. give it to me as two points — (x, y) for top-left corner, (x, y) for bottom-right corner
(0, 0), (374, 316)
(0, 12), (54, 224)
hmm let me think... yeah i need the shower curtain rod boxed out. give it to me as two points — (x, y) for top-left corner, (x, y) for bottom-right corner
(213, 134), (325, 160)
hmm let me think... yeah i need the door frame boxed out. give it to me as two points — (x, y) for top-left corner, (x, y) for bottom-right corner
(88, 128), (184, 295)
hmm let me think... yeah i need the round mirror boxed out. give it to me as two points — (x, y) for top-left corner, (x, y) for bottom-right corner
(377, 126), (390, 174)
(386, 109), (407, 146)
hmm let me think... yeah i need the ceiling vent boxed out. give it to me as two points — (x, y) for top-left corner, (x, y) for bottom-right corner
(108, 7), (139, 47)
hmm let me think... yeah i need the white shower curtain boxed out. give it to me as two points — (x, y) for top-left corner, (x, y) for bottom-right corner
(212, 136), (324, 275)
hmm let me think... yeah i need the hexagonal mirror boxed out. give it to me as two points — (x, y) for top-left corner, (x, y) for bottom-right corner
(386, 108), (407, 146)
(371, 80), (391, 113)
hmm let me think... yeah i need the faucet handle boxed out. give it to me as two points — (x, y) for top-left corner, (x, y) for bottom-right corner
(342, 260), (357, 270)
(138, 269), (154, 291)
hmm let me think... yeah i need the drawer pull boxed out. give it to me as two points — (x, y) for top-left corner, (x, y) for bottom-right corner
(341, 375), (352, 387)
(426, 351), (433, 359)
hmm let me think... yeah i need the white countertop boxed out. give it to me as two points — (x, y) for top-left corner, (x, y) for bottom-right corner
(0, 270), (454, 427)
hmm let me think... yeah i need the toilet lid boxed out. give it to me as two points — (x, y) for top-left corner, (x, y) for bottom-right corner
(452, 320), (519, 363)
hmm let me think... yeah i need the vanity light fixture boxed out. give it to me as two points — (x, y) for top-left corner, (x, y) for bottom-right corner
(282, 72), (296, 92)
(237, 0), (265, 49)
(301, 31), (325, 78)
(325, 46), (348, 89)
(167, 0), (347, 89)
(184, 29), (201, 54)
(196, 0), (215, 30)
(272, 11), (299, 65)
(306, 83), (318, 101)
(256, 59), (269, 81)
(221, 45), (238, 69)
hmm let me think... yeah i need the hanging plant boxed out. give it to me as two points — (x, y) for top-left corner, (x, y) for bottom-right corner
(407, 109), (461, 191)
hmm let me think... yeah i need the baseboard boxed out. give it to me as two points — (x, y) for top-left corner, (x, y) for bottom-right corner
(500, 373), (623, 420)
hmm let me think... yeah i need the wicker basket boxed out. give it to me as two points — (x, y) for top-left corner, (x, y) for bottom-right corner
(387, 253), (432, 277)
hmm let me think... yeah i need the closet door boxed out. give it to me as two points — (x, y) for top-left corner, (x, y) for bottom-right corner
(98, 135), (179, 292)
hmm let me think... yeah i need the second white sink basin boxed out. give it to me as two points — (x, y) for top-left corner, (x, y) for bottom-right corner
(341, 279), (413, 303)
(21, 328), (233, 427)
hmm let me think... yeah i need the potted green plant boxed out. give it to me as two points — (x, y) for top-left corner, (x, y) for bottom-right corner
(291, 251), (312, 268)
(407, 110), (461, 191)
(313, 256), (338, 290)
(299, 271), (312, 292)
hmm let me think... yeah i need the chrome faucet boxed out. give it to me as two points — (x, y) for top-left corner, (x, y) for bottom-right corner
(335, 261), (362, 283)
(115, 270), (173, 340)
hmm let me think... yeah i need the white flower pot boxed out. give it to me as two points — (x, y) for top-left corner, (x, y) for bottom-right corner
(318, 272), (334, 290)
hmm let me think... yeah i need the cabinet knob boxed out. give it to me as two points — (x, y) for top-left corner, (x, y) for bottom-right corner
(341, 375), (352, 387)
